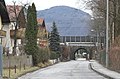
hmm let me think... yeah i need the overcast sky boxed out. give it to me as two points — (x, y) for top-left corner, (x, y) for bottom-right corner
(5, 0), (91, 14)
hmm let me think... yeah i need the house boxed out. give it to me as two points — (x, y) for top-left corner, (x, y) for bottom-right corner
(6, 5), (26, 55)
(0, 0), (10, 54)
(4, 4), (49, 55)
(6, 5), (49, 54)
(37, 18), (48, 47)
(7, 5), (26, 29)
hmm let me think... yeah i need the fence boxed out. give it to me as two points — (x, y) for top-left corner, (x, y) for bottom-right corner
(3, 55), (33, 68)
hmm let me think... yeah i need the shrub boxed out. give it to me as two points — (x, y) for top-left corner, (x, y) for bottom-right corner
(50, 51), (60, 59)
(36, 47), (50, 64)
(42, 48), (50, 63)
(109, 36), (120, 72)
(109, 47), (120, 72)
(98, 49), (106, 65)
(61, 46), (70, 60)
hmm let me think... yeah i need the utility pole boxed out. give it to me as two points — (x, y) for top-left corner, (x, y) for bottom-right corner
(106, 0), (109, 67)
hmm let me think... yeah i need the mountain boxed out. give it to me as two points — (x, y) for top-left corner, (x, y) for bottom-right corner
(37, 6), (92, 36)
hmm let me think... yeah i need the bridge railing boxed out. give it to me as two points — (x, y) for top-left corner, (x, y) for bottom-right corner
(60, 36), (104, 43)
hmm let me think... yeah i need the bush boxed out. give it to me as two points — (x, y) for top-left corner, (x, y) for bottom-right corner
(61, 46), (70, 60)
(99, 49), (106, 65)
(42, 48), (50, 63)
(109, 36), (120, 72)
(109, 47), (120, 72)
(36, 47), (50, 64)
(50, 51), (60, 59)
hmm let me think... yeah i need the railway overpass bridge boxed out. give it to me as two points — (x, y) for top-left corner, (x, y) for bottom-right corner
(60, 36), (104, 60)
(65, 42), (97, 60)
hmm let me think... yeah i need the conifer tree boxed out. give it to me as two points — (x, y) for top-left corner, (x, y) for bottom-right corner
(49, 22), (60, 52)
(25, 3), (38, 65)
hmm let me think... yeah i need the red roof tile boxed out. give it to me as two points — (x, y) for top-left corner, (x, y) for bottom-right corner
(37, 18), (44, 25)
(7, 5), (22, 21)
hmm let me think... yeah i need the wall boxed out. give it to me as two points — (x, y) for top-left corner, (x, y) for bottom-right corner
(0, 16), (2, 44)
(0, 16), (2, 30)
(2, 24), (13, 54)
(69, 46), (94, 60)
(3, 55), (33, 68)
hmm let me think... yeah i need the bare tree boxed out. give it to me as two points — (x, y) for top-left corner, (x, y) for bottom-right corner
(8, 1), (29, 55)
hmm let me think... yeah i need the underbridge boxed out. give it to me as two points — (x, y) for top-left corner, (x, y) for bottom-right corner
(60, 36), (104, 60)
(66, 42), (97, 60)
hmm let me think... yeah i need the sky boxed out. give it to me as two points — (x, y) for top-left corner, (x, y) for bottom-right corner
(5, 0), (92, 15)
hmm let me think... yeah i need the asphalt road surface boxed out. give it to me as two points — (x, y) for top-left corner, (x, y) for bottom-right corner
(18, 60), (107, 79)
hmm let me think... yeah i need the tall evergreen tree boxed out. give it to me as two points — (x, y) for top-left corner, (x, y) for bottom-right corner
(49, 22), (60, 52)
(25, 3), (38, 65)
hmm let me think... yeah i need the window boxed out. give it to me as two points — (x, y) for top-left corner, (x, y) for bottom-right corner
(66, 36), (70, 42)
(71, 36), (75, 42)
(76, 36), (80, 42)
(81, 36), (85, 42)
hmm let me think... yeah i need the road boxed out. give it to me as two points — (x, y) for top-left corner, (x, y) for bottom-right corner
(18, 60), (107, 79)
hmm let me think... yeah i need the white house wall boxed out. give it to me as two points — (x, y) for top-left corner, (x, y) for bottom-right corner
(11, 39), (21, 47)
(0, 16), (2, 44)
(0, 16), (2, 30)
(0, 15), (22, 55)
(2, 24), (12, 54)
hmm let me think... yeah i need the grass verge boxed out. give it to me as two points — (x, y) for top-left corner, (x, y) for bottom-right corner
(3, 61), (52, 79)
(3, 66), (39, 79)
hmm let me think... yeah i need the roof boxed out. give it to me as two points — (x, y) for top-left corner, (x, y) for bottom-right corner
(37, 18), (46, 28)
(7, 5), (26, 28)
(6, 5), (22, 21)
(0, 0), (10, 23)
(37, 18), (44, 25)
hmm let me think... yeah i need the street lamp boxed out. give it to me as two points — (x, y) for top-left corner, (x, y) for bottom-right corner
(106, 0), (109, 67)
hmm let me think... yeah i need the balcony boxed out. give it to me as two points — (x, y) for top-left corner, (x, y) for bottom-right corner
(10, 28), (48, 39)
(0, 30), (6, 37)
(10, 28), (25, 39)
